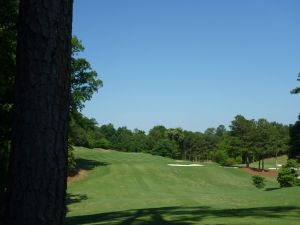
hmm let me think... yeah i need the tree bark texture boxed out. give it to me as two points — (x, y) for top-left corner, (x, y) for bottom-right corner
(5, 1), (73, 225)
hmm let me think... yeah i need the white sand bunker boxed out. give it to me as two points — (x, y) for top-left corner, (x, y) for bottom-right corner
(268, 165), (282, 170)
(168, 164), (204, 167)
(219, 166), (238, 169)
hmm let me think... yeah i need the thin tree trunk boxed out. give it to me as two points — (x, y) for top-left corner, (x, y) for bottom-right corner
(258, 159), (261, 171)
(5, 1), (73, 225)
(275, 151), (278, 171)
(262, 158), (265, 172)
(246, 154), (250, 168)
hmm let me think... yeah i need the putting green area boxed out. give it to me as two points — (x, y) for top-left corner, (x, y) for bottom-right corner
(66, 147), (300, 225)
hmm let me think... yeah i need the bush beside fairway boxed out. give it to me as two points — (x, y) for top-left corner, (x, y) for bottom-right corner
(66, 147), (300, 225)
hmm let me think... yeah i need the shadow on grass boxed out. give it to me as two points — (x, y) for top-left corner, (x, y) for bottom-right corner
(75, 158), (110, 171)
(69, 158), (110, 177)
(66, 205), (300, 225)
(264, 187), (281, 191)
(66, 193), (88, 205)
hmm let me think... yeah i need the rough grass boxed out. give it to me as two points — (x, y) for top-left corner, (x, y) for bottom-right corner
(66, 148), (300, 225)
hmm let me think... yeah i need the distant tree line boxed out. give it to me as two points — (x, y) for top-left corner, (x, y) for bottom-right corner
(69, 113), (294, 171)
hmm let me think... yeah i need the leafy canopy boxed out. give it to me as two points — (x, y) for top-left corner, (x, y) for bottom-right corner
(70, 36), (102, 111)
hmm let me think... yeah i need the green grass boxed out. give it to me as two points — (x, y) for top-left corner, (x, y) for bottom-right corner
(66, 147), (300, 225)
(250, 155), (288, 169)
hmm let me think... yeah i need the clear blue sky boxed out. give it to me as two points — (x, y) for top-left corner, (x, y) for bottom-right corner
(73, 0), (300, 132)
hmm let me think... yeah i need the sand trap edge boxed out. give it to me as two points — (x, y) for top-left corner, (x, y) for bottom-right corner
(168, 164), (204, 167)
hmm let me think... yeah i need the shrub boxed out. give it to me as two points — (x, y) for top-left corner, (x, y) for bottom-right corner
(235, 156), (242, 164)
(224, 158), (236, 166)
(285, 159), (300, 169)
(214, 150), (229, 165)
(252, 175), (266, 189)
(214, 150), (236, 166)
(95, 138), (111, 149)
(277, 166), (299, 187)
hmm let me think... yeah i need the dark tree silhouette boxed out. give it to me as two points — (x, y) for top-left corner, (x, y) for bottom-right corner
(290, 74), (300, 159)
(289, 116), (300, 159)
(5, 1), (73, 225)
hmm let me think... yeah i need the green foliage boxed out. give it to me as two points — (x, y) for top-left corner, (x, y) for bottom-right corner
(69, 111), (103, 149)
(167, 128), (184, 157)
(129, 129), (149, 153)
(254, 120), (288, 157)
(252, 175), (266, 189)
(214, 150), (228, 165)
(216, 135), (241, 159)
(277, 160), (300, 188)
(114, 127), (133, 151)
(202, 128), (218, 159)
(68, 112), (289, 168)
(148, 125), (167, 149)
(67, 35), (103, 151)
(230, 115), (256, 166)
(225, 157), (237, 166)
(290, 73), (300, 94)
(152, 139), (180, 158)
(226, 115), (289, 169)
(95, 138), (112, 149)
(214, 150), (236, 166)
(216, 125), (227, 137)
(70, 36), (102, 112)
(285, 159), (300, 168)
(235, 156), (242, 164)
(99, 124), (116, 144)
(277, 168), (298, 187)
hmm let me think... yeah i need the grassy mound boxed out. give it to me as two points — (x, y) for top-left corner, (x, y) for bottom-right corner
(66, 147), (300, 225)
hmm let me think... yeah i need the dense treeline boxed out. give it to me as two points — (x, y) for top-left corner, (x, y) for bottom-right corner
(69, 113), (290, 171)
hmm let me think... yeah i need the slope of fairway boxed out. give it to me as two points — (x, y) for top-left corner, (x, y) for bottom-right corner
(66, 147), (300, 225)
(250, 155), (288, 169)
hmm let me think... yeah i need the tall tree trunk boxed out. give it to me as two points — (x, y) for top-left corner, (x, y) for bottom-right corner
(5, 1), (73, 225)
(258, 159), (261, 171)
(245, 154), (250, 168)
(262, 158), (265, 172)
